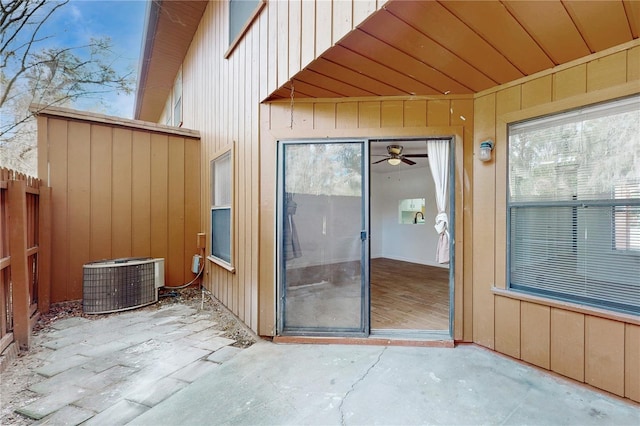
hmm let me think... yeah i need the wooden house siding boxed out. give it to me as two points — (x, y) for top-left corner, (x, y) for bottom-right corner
(178, 0), (384, 333)
(261, 96), (475, 339)
(37, 109), (201, 303)
(471, 43), (640, 402)
(149, 0), (639, 402)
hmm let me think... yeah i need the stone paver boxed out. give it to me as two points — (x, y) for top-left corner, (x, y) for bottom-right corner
(82, 399), (148, 426)
(34, 354), (91, 378)
(77, 341), (130, 358)
(10, 302), (246, 425)
(80, 365), (138, 391)
(29, 366), (95, 394)
(15, 385), (88, 420)
(34, 405), (95, 426)
(49, 317), (91, 330)
(125, 377), (188, 407)
(207, 345), (242, 364)
(169, 359), (220, 382)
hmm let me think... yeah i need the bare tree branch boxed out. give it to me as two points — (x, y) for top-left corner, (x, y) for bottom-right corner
(0, 0), (135, 175)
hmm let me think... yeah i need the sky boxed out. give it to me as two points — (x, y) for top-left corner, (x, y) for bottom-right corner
(41, 0), (148, 118)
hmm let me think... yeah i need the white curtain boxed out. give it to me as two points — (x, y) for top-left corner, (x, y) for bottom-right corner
(427, 140), (450, 264)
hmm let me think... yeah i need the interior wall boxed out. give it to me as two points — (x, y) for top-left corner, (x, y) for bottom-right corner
(286, 193), (362, 267)
(371, 167), (443, 267)
(36, 109), (201, 303)
(472, 42), (640, 402)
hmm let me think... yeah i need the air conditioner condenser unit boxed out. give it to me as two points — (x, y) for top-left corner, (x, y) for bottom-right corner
(83, 258), (165, 314)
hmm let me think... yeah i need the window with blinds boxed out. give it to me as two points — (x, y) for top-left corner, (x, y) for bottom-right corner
(507, 95), (640, 315)
(211, 151), (232, 265)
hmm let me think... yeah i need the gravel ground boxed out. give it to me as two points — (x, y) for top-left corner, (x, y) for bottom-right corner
(0, 287), (257, 425)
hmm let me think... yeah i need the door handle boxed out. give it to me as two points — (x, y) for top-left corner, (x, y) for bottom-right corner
(361, 231), (367, 241)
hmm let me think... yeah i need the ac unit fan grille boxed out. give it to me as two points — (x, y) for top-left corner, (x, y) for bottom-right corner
(83, 258), (160, 314)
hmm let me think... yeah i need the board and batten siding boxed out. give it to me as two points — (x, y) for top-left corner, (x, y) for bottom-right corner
(177, 0), (384, 334)
(261, 96), (475, 340)
(472, 42), (640, 402)
(37, 110), (201, 303)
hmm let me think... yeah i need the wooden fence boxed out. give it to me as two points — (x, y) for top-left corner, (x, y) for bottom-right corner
(0, 168), (50, 353)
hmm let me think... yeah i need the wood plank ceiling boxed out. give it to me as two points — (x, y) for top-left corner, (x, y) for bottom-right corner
(267, 0), (640, 100)
(135, 0), (209, 121)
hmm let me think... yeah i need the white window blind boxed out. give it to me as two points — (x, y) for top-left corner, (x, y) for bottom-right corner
(507, 95), (640, 315)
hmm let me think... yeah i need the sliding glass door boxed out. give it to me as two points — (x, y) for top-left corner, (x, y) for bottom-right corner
(278, 140), (368, 335)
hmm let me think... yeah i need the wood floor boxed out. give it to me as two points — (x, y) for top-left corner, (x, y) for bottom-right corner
(370, 258), (449, 330)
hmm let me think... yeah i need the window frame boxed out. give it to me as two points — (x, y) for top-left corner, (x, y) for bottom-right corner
(209, 145), (235, 273)
(506, 94), (640, 316)
(172, 68), (182, 127)
(612, 185), (640, 252)
(225, 0), (266, 58)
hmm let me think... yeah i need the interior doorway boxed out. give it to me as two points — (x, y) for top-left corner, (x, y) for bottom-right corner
(369, 138), (452, 334)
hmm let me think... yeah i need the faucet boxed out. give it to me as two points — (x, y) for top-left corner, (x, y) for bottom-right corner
(414, 211), (424, 224)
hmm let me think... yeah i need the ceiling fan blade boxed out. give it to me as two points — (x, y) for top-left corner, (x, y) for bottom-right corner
(401, 157), (416, 165)
(403, 154), (428, 158)
(372, 158), (389, 164)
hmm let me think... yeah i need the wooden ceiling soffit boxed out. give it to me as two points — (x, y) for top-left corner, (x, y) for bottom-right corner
(502, 1), (590, 65)
(439, 0), (555, 75)
(308, 58), (409, 97)
(383, 0), (524, 84)
(340, 31), (472, 94)
(624, 0), (640, 38)
(563, 1), (634, 52)
(135, 0), (208, 121)
(359, 9), (497, 92)
(267, 0), (639, 102)
(321, 45), (441, 96)
(294, 70), (378, 98)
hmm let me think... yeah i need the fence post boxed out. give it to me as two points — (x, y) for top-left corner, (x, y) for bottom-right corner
(38, 186), (52, 313)
(8, 180), (30, 350)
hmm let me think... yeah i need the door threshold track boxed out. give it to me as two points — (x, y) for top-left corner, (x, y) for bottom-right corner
(273, 332), (454, 348)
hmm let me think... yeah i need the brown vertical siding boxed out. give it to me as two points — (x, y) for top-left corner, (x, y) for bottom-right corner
(625, 324), (640, 401)
(471, 93), (496, 349)
(166, 0), (637, 403)
(180, 0), (387, 334)
(474, 45), (640, 401)
(550, 308), (585, 382)
(520, 302), (550, 369)
(37, 110), (200, 303)
(261, 97), (474, 338)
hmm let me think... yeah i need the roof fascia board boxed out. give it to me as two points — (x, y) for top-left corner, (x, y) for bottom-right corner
(134, 0), (162, 120)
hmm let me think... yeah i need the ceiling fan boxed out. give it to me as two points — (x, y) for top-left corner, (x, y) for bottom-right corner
(372, 144), (428, 166)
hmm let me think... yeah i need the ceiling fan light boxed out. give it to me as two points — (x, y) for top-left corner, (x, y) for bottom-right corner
(388, 157), (401, 166)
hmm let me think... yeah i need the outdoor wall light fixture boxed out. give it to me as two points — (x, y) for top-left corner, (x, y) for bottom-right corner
(387, 157), (402, 165)
(479, 139), (494, 162)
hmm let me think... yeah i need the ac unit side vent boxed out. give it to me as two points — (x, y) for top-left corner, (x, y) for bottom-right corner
(83, 257), (164, 314)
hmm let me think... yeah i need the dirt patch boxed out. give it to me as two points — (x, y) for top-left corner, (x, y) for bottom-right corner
(156, 287), (257, 349)
(0, 287), (257, 425)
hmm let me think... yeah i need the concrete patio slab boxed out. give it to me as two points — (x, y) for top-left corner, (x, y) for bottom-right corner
(130, 342), (640, 426)
(5, 300), (638, 426)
